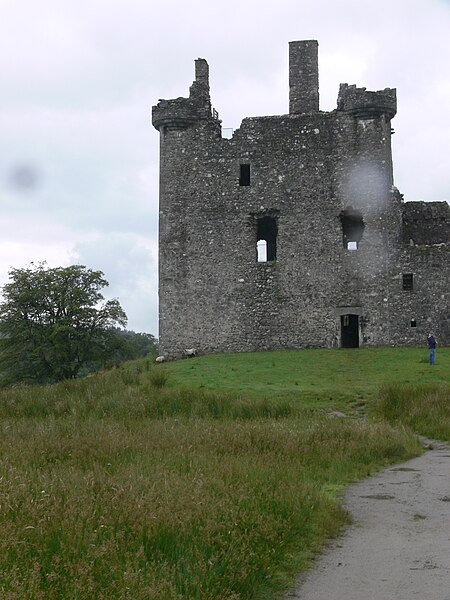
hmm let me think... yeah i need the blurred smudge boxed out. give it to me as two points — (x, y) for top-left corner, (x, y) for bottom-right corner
(8, 164), (40, 191)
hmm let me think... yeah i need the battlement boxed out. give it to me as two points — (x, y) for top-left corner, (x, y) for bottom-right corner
(337, 84), (397, 119)
(152, 97), (199, 130)
(152, 58), (220, 132)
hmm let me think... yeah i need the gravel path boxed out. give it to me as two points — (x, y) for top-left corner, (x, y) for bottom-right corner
(287, 441), (450, 599)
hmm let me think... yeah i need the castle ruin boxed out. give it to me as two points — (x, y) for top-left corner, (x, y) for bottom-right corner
(152, 40), (450, 356)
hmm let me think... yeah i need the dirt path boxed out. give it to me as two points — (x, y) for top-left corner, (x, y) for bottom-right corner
(287, 441), (450, 599)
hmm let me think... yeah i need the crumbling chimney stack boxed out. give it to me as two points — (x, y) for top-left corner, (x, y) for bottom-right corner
(289, 40), (319, 114)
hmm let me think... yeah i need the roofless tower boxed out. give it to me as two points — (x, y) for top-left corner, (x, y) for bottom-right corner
(153, 41), (450, 357)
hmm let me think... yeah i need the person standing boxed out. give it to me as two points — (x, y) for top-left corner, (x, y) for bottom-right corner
(427, 333), (436, 365)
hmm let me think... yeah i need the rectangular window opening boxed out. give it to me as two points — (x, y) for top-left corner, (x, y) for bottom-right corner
(402, 273), (413, 290)
(239, 164), (250, 186)
(410, 319), (417, 328)
(256, 216), (277, 262)
(341, 209), (364, 250)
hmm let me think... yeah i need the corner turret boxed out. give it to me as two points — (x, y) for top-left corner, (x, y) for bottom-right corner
(152, 58), (220, 132)
(337, 84), (397, 120)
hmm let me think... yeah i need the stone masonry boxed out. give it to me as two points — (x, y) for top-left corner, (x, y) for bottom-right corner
(152, 40), (450, 357)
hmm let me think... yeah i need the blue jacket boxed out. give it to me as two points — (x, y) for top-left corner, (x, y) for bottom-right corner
(427, 335), (436, 349)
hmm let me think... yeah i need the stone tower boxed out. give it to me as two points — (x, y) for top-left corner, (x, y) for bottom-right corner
(152, 41), (450, 357)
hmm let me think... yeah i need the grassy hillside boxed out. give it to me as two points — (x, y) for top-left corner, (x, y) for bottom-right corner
(0, 347), (448, 599)
(165, 346), (450, 411)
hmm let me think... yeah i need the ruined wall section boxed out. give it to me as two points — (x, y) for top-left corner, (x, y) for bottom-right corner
(225, 112), (343, 351)
(388, 243), (450, 345)
(402, 201), (450, 246)
(386, 200), (450, 345)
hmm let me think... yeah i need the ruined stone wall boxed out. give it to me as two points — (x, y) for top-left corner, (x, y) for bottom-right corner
(402, 201), (450, 246)
(388, 244), (450, 345)
(153, 41), (450, 356)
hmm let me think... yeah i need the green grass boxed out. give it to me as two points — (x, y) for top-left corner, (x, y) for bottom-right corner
(375, 382), (450, 441)
(0, 348), (448, 598)
(165, 347), (450, 411)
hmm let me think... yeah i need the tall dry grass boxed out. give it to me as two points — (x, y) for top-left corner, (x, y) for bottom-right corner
(375, 382), (450, 441)
(0, 363), (421, 599)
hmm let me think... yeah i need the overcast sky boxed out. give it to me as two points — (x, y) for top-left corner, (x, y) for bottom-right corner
(1, 0), (449, 335)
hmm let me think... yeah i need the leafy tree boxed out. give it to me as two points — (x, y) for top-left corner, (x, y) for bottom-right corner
(0, 263), (127, 384)
(110, 329), (158, 362)
(75, 330), (159, 376)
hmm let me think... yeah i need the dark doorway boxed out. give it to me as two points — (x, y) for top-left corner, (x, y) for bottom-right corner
(341, 314), (359, 348)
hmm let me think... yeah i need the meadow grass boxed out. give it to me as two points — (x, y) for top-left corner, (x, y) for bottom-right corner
(164, 346), (450, 411)
(375, 382), (450, 441)
(0, 348), (447, 598)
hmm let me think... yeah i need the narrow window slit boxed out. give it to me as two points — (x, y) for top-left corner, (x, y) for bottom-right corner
(239, 164), (250, 186)
(402, 273), (413, 290)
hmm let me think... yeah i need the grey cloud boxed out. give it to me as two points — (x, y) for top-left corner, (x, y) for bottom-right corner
(72, 233), (158, 333)
(0, 0), (448, 337)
